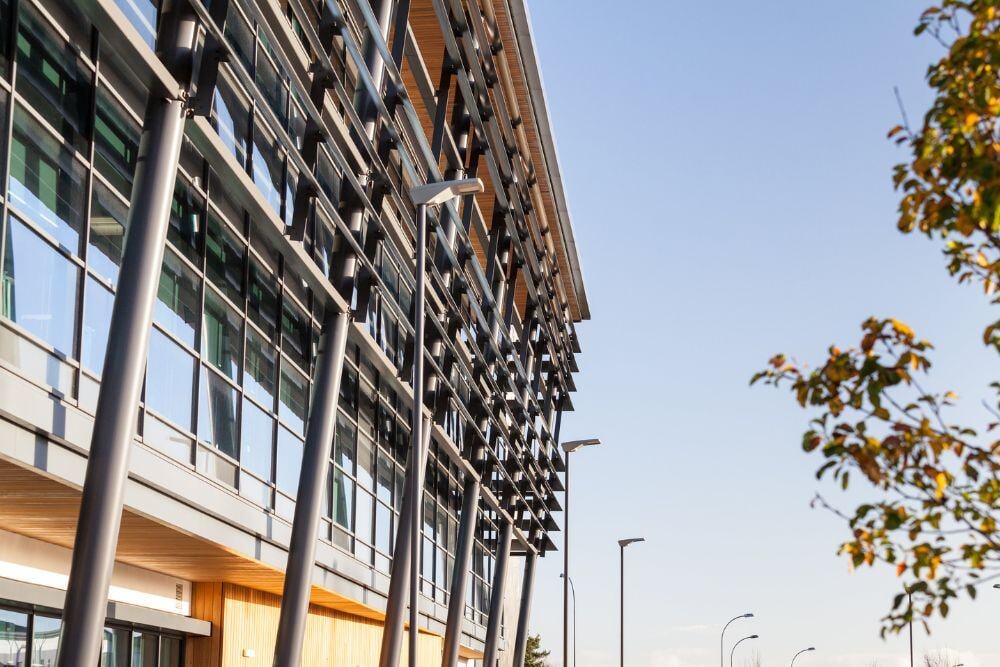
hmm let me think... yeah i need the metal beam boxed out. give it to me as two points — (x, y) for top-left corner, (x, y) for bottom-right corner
(511, 551), (537, 667)
(56, 3), (197, 664)
(481, 518), (513, 667)
(273, 309), (351, 666)
(441, 476), (481, 667)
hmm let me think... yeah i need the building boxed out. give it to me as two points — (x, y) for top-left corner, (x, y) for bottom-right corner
(0, 0), (588, 664)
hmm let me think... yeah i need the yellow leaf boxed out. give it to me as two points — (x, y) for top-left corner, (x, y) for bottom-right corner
(976, 251), (989, 267)
(934, 471), (948, 500)
(890, 318), (914, 338)
(964, 112), (980, 130)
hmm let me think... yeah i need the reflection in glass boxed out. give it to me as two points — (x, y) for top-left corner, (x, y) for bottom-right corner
(335, 413), (356, 471)
(1, 216), (79, 356)
(168, 180), (203, 263)
(101, 625), (129, 667)
(212, 77), (249, 170)
(31, 615), (60, 666)
(281, 301), (309, 371)
(131, 630), (157, 667)
(89, 180), (127, 284)
(248, 259), (278, 339)
(251, 125), (284, 221)
(155, 249), (199, 348)
(159, 636), (182, 667)
(115, 0), (157, 50)
(15, 3), (93, 153)
(94, 85), (140, 199)
(240, 400), (272, 479)
(278, 366), (307, 434)
(202, 289), (241, 380)
(8, 107), (87, 253)
(244, 326), (276, 407)
(206, 213), (245, 306)
(0, 608), (28, 667)
(223, 3), (253, 74)
(198, 367), (238, 459)
(146, 327), (195, 430)
(255, 50), (288, 126)
(355, 488), (372, 544)
(333, 467), (353, 530)
(82, 276), (114, 374)
(276, 426), (302, 496)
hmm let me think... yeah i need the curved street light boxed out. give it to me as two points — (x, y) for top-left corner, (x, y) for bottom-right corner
(562, 438), (600, 667)
(720, 613), (754, 667)
(618, 537), (645, 667)
(791, 647), (816, 667)
(730, 634), (758, 667)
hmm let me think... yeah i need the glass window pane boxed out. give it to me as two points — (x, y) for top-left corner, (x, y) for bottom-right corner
(333, 467), (353, 530)
(240, 399), (273, 479)
(334, 412), (355, 472)
(0, 608), (28, 667)
(198, 367), (238, 458)
(355, 489), (372, 544)
(102, 626), (130, 667)
(375, 502), (392, 554)
(155, 249), (199, 348)
(255, 51), (287, 127)
(158, 636), (181, 667)
(146, 327), (195, 430)
(89, 180), (128, 285)
(278, 365), (307, 434)
(0, 0), (10, 78)
(169, 180), (203, 264)
(244, 326), (276, 407)
(115, 0), (157, 50)
(202, 289), (241, 380)
(15, 3), (93, 154)
(339, 363), (358, 414)
(356, 434), (373, 490)
(31, 615), (60, 665)
(251, 125), (284, 220)
(8, 106), (86, 253)
(223, 4), (253, 74)
(206, 213), (245, 305)
(131, 630), (157, 667)
(376, 449), (393, 504)
(276, 426), (302, 496)
(0, 90), (7, 171)
(281, 300), (309, 371)
(82, 275), (114, 374)
(212, 75), (249, 170)
(248, 258), (278, 339)
(95, 85), (141, 199)
(1, 216), (79, 355)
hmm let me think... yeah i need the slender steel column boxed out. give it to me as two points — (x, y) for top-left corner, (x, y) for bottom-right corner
(482, 519), (513, 667)
(511, 551), (537, 667)
(441, 477), (481, 667)
(408, 203), (429, 667)
(273, 309), (350, 666)
(562, 452), (571, 667)
(56, 5), (196, 664)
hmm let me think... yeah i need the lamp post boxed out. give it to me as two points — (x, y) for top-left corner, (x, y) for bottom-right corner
(562, 438), (600, 667)
(407, 177), (483, 667)
(720, 613), (754, 667)
(560, 573), (577, 667)
(790, 646), (815, 667)
(618, 537), (644, 667)
(730, 634), (758, 667)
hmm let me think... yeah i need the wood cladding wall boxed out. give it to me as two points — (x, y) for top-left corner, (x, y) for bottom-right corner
(187, 583), (443, 667)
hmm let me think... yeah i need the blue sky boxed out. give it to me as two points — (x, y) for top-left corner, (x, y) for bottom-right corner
(524, 1), (1000, 666)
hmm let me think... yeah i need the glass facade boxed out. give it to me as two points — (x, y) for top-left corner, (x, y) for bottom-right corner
(0, 604), (182, 666)
(0, 0), (580, 639)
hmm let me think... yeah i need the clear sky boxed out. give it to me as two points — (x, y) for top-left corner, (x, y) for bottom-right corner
(523, 1), (1000, 666)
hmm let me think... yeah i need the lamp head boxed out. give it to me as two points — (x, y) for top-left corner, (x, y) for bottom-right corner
(749, 635), (759, 640)
(744, 613), (754, 618)
(618, 537), (645, 548)
(410, 178), (484, 206)
(562, 438), (601, 453)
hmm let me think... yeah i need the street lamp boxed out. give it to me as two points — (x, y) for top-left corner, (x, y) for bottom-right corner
(560, 573), (577, 667)
(562, 438), (600, 667)
(790, 646), (815, 667)
(618, 537), (644, 667)
(407, 177), (483, 667)
(720, 613), (754, 667)
(730, 634), (758, 667)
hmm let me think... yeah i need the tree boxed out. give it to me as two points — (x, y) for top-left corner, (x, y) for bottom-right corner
(523, 634), (550, 667)
(752, 0), (1000, 636)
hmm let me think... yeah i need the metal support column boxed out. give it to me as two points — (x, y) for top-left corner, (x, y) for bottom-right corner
(511, 551), (537, 667)
(441, 477), (481, 667)
(481, 519), (513, 667)
(56, 4), (197, 664)
(273, 309), (351, 666)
